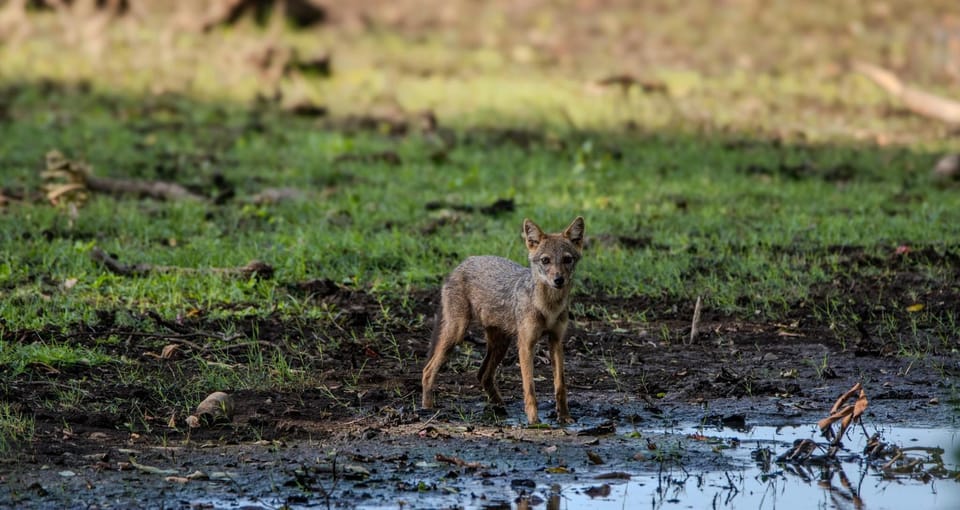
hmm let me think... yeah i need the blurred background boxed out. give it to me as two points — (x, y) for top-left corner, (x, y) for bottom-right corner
(2, 0), (959, 144)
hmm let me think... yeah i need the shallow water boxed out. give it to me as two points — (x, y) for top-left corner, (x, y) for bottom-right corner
(545, 424), (960, 510)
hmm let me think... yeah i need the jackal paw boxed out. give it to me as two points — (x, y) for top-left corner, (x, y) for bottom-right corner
(485, 402), (507, 415)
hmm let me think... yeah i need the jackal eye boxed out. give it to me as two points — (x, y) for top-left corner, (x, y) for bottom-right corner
(540, 256), (551, 265)
(562, 255), (574, 264)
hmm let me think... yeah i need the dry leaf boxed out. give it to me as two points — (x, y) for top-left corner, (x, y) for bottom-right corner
(160, 344), (180, 359)
(584, 484), (611, 498)
(906, 304), (924, 313)
(830, 382), (862, 414)
(586, 451), (604, 465)
(818, 405), (854, 432)
(853, 388), (868, 419)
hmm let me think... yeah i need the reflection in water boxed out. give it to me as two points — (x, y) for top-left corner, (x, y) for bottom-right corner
(544, 425), (959, 510)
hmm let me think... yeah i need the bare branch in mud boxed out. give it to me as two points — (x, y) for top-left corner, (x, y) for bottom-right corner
(687, 295), (703, 345)
(90, 246), (274, 279)
(853, 62), (960, 125)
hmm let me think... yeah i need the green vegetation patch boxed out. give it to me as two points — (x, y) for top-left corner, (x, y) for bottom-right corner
(0, 339), (115, 377)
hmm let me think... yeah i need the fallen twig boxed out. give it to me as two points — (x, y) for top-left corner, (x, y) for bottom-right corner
(90, 246), (273, 279)
(853, 61), (960, 125)
(435, 453), (485, 470)
(129, 457), (179, 476)
(687, 295), (702, 345)
(85, 174), (205, 201)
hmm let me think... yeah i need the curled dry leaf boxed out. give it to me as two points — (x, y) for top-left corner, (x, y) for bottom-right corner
(160, 344), (180, 359)
(829, 382), (862, 415)
(818, 383), (869, 447)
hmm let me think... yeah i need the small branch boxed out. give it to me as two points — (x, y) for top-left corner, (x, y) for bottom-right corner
(86, 175), (206, 202)
(687, 295), (702, 345)
(854, 61), (960, 125)
(90, 246), (156, 276)
(90, 246), (274, 279)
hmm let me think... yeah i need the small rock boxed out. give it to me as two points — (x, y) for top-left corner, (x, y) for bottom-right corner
(191, 391), (235, 428)
(933, 154), (960, 181)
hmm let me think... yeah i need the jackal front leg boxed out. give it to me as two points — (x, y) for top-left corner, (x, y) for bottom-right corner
(548, 328), (572, 424)
(517, 322), (541, 424)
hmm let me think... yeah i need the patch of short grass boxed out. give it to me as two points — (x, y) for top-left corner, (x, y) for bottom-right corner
(0, 402), (35, 455)
(2, 112), (959, 331)
(0, 340), (114, 377)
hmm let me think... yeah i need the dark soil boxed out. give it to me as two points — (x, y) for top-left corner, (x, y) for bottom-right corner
(2, 245), (958, 508)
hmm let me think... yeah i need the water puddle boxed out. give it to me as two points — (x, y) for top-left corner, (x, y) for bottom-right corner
(342, 424), (959, 510)
(550, 424), (960, 510)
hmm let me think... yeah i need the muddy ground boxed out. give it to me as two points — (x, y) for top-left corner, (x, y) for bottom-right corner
(2, 244), (958, 509)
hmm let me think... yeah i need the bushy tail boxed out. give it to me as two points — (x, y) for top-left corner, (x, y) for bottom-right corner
(425, 305), (443, 359)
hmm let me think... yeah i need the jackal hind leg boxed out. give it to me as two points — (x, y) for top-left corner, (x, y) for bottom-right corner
(478, 327), (509, 407)
(421, 303), (469, 409)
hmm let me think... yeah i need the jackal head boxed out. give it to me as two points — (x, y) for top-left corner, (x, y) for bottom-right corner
(523, 216), (585, 290)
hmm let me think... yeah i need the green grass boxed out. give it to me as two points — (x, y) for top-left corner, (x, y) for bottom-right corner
(2, 111), (956, 330)
(0, 402), (34, 454)
(0, 339), (114, 377)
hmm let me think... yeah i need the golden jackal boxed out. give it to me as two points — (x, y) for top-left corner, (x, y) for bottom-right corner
(420, 216), (585, 424)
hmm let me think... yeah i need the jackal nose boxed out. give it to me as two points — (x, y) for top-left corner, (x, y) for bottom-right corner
(553, 275), (565, 288)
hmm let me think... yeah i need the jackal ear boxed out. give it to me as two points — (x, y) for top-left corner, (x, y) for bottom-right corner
(522, 218), (545, 250)
(563, 216), (585, 250)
